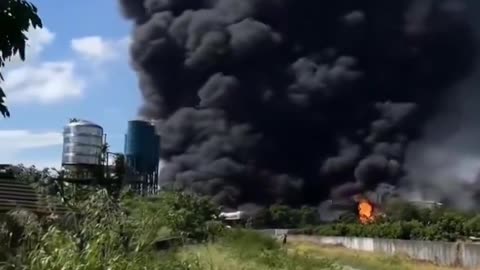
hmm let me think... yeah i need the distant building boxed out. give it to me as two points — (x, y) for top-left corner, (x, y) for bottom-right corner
(408, 200), (443, 209)
(0, 164), (14, 178)
(220, 211), (244, 220)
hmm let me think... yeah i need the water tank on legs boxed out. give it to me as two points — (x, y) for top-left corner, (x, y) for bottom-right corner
(61, 119), (104, 180)
(124, 120), (160, 174)
(62, 119), (104, 166)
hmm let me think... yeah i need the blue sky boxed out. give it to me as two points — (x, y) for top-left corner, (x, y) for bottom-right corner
(0, 0), (141, 168)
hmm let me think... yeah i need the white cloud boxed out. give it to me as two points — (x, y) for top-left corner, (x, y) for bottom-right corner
(3, 61), (85, 104)
(0, 130), (62, 169)
(1, 26), (129, 106)
(71, 35), (130, 63)
(5, 27), (55, 69)
(0, 130), (62, 151)
(24, 27), (56, 60)
(2, 26), (86, 105)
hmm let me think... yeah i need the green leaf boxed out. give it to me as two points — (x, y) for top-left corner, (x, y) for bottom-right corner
(0, 86), (9, 117)
(0, 0), (43, 118)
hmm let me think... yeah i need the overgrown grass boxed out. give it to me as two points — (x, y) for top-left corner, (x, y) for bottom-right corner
(0, 189), (346, 270)
(178, 230), (340, 270)
(290, 241), (465, 270)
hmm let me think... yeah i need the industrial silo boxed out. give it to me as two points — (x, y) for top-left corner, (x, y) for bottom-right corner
(62, 119), (105, 180)
(124, 120), (160, 194)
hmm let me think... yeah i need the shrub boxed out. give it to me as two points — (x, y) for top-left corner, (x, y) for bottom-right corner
(224, 229), (280, 255)
(221, 229), (339, 269)
(312, 205), (478, 242)
(155, 191), (222, 241)
(384, 200), (421, 222)
(0, 188), (228, 269)
(464, 214), (480, 237)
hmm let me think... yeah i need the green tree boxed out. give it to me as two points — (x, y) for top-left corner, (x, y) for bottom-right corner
(268, 204), (294, 228)
(298, 206), (319, 227)
(113, 154), (126, 179)
(157, 191), (221, 241)
(249, 208), (270, 228)
(464, 214), (480, 237)
(384, 200), (421, 221)
(337, 212), (358, 224)
(0, 0), (42, 117)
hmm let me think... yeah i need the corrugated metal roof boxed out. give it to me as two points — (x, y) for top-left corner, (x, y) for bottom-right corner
(220, 211), (244, 220)
(0, 178), (68, 215)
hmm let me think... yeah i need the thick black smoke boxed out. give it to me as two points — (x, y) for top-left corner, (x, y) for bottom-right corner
(118, 0), (477, 208)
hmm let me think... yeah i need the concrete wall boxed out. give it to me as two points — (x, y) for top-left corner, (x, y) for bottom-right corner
(257, 229), (289, 236)
(288, 235), (480, 269)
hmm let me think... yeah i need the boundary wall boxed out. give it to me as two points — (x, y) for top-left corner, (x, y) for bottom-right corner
(286, 235), (480, 269)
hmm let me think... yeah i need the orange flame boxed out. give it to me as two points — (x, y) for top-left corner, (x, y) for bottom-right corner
(358, 199), (375, 224)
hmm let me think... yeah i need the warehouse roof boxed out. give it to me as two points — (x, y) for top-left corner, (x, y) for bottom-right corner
(0, 177), (68, 215)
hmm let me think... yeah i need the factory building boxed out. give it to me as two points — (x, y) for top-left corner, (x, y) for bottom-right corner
(59, 118), (162, 194)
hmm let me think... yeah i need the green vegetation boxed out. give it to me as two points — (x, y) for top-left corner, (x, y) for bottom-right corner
(245, 199), (480, 243)
(247, 204), (320, 229)
(311, 200), (480, 242)
(6, 164), (480, 269)
(185, 230), (340, 270)
(291, 241), (463, 270)
(0, 0), (43, 117)
(14, 164), (480, 244)
(0, 172), (340, 269)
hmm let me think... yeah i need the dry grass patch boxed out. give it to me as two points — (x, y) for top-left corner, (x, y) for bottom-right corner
(290, 242), (466, 270)
(179, 244), (263, 270)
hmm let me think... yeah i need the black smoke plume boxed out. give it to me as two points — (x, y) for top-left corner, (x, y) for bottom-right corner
(118, 0), (477, 208)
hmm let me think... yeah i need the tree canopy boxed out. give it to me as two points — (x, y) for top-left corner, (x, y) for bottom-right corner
(0, 0), (43, 117)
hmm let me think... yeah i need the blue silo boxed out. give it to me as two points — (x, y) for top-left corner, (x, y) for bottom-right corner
(124, 120), (160, 174)
(151, 133), (160, 171)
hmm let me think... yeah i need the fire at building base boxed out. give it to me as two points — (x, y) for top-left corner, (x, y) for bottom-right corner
(319, 184), (446, 225)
